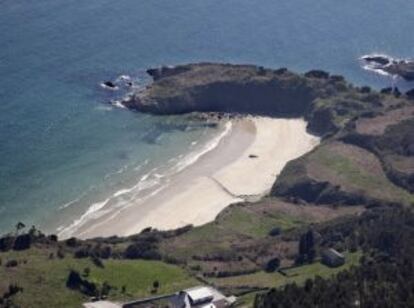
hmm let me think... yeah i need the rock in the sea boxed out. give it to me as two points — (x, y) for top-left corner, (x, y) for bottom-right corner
(361, 54), (414, 81)
(102, 81), (117, 89)
(362, 55), (390, 66)
(384, 60), (414, 81)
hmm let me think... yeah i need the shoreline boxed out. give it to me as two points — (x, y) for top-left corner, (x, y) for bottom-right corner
(69, 116), (319, 239)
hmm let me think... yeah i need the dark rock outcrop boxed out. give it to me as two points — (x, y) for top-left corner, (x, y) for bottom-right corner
(384, 60), (414, 81)
(361, 55), (414, 81)
(362, 55), (391, 66)
(103, 81), (116, 88)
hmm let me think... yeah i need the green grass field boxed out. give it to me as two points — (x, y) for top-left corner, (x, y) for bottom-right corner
(0, 248), (197, 307)
(89, 259), (197, 299)
(216, 206), (303, 238)
(312, 145), (414, 205)
(160, 203), (305, 260)
(210, 251), (361, 290)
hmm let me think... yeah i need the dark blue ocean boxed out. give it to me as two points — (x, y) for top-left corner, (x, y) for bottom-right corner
(1, 0), (413, 236)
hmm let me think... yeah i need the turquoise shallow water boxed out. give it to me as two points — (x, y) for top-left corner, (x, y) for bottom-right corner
(1, 0), (414, 235)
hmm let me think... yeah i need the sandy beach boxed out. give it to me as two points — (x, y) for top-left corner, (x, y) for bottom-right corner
(70, 117), (319, 239)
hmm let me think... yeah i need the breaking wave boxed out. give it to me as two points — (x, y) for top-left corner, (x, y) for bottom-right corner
(359, 53), (395, 77)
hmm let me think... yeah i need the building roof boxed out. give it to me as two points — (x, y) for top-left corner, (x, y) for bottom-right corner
(83, 301), (122, 308)
(185, 286), (214, 303)
(199, 304), (216, 308)
(323, 248), (345, 259)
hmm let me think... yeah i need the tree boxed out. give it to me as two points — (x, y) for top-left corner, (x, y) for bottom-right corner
(28, 225), (37, 237)
(297, 229), (315, 264)
(265, 258), (280, 273)
(269, 227), (281, 237)
(13, 234), (32, 251)
(6, 260), (18, 268)
(3, 284), (23, 299)
(92, 256), (104, 268)
(57, 248), (65, 259)
(101, 282), (111, 298)
(0, 236), (15, 252)
(15, 222), (25, 235)
(66, 270), (82, 289)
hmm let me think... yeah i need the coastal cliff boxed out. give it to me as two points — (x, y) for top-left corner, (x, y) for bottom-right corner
(124, 64), (316, 117)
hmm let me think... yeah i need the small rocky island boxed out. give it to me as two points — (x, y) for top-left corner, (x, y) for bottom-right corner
(361, 54), (414, 81)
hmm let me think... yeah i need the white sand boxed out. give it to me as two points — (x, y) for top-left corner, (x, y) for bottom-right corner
(126, 177), (244, 232)
(214, 117), (319, 197)
(72, 117), (319, 239)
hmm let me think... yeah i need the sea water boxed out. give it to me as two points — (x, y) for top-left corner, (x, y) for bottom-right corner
(1, 0), (413, 236)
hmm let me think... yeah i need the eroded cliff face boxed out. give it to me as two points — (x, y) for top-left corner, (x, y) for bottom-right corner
(124, 64), (315, 115)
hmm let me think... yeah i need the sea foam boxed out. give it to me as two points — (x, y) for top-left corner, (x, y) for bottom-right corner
(173, 121), (232, 173)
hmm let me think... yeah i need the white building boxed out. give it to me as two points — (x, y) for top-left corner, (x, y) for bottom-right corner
(170, 286), (236, 308)
(84, 285), (235, 308)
